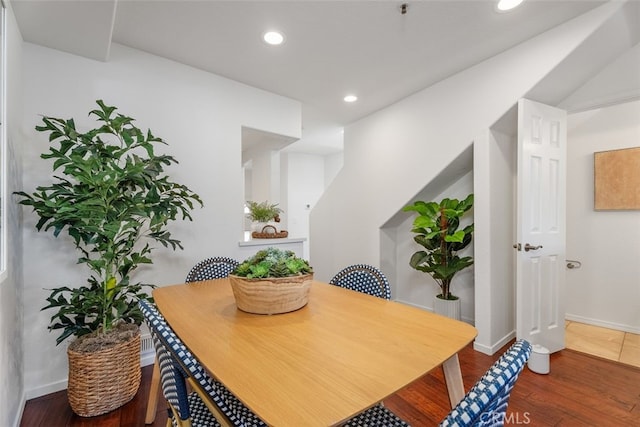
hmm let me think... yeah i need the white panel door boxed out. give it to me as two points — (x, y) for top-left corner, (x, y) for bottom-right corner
(516, 98), (567, 353)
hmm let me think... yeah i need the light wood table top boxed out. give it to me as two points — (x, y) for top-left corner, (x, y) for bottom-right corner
(153, 279), (477, 426)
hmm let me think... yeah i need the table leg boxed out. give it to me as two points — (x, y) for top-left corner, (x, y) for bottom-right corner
(442, 354), (465, 408)
(145, 359), (161, 424)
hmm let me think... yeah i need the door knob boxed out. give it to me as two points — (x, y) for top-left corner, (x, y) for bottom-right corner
(524, 243), (543, 252)
(566, 260), (582, 269)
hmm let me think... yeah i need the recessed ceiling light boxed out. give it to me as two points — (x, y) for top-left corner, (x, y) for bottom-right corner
(343, 95), (358, 103)
(263, 31), (285, 45)
(496, 0), (524, 12)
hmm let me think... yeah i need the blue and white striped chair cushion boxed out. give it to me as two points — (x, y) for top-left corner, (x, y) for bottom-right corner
(153, 334), (191, 421)
(439, 340), (532, 427)
(185, 257), (240, 282)
(152, 329), (221, 426)
(140, 300), (267, 427)
(344, 340), (531, 427)
(342, 403), (409, 426)
(329, 264), (391, 300)
(171, 393), (222, 427)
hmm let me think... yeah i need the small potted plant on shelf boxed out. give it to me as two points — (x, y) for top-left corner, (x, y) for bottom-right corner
(15, 100), (202, 417)
(229, 247), (313, 315)
(403, 194), (474, 320)
(246, 200), (287, 238)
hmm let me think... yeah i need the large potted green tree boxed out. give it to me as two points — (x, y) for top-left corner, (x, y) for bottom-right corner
(403, 194), (474, 320)
(15, 100), (202, 417)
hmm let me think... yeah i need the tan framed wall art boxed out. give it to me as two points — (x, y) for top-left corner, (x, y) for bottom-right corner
(594, 146), (640, 210)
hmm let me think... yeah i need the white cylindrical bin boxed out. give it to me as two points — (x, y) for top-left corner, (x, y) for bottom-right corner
(528, 344), (550, 374)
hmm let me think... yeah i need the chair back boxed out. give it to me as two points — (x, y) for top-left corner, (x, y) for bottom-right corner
(138, 299), (267, 427)
(185, 257), (240, 282)
(329, 264), (391, 300)
(142, 304), (193, 422)
(439, 339), (532, 427)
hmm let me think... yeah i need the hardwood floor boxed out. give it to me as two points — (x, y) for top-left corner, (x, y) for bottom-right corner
(20, 364), (167, 427)
(21, 341), (640, 426)
(565, 321), (640, 368)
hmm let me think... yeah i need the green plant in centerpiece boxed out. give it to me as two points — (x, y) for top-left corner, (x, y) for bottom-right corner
(403, 194), (474, 301)
(233, 247), (312, 279)
(230, 247), (314, 315)
(15, 100), (203, 346)
(246, 200), (283, 223)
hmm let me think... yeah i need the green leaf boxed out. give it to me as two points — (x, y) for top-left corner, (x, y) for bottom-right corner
(409, 251), (429, 269)
(444, 230), (465, 243)
(413, 216), (436, 230)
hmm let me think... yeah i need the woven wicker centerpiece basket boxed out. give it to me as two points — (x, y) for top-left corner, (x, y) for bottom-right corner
(229, 273), (313, 314)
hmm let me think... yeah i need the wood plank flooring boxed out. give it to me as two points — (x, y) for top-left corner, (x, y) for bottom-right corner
(565, 321), (640, 368)
(21, 341), (640, 426)
(20, 363), (167, 427)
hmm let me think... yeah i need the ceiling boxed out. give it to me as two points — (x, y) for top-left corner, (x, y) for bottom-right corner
(12, 0), (607, 154)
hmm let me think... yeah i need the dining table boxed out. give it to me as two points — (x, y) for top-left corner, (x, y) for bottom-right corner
(153, 278), (478, 426)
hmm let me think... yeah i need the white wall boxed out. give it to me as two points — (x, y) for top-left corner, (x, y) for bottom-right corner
(282, 153), (326, 259)
(312, 2), (628, 279)
(1, 3), (24, 425)
(560, 42), (640, 113)
(20, 42), (301, 398)
(323, 151), (343, 188)
(12, 1), (640, 412)
(566, 99), (640, 333)
(251, 150), (281, 207)
(310, 2), (633, 353)
(473, 129), (517, 354)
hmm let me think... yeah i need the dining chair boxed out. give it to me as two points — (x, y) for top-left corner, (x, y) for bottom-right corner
(139, 300), (268, 427)
(343, 339), (532, 427)
(146, 256), (241, 424)
(149, 320), (222, 427)
(329, 264), (391, 300)
(185, 257), (240, 282)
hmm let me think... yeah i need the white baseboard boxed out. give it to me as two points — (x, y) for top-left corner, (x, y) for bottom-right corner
(140, 350), (156, 367)
(473, 330), (516, 356)
(565, 313), (640, 334)
(394, 298), (475, 326)
(13, 391), (26, 427)
(473, 341), (493, 355)
(26, 379), (68, 400)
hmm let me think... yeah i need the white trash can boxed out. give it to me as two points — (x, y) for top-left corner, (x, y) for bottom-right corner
(527, 344), (550, 374)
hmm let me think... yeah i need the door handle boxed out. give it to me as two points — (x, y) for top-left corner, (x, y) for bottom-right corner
(524, 243), (543, 252)
(566, 260), (582, 269)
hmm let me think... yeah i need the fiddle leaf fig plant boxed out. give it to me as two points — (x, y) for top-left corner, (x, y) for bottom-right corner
(403, 194), (474, 301)
(15, 100), (203, 345)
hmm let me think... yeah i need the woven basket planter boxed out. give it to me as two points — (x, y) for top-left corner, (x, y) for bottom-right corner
(229, 273), (313, 314)
(67, 330), (141, 417)
(251, 224), (288, 239)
